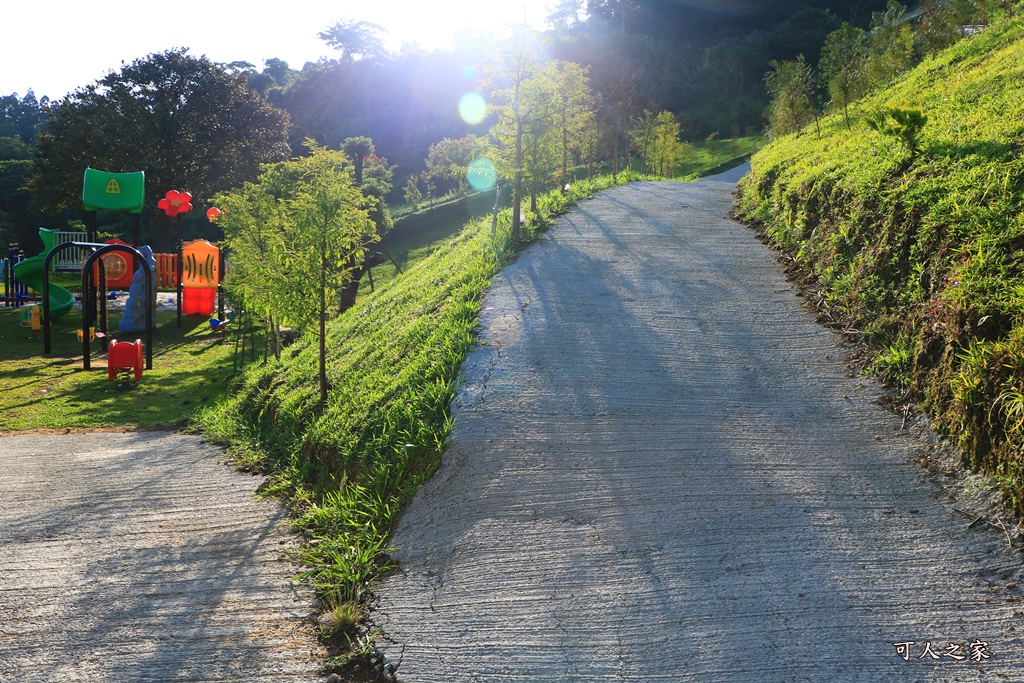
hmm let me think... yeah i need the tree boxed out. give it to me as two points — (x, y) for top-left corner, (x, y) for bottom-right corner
(0, 91), (48, 143)
(547, 0), (585, 30)
(402, 177), (422, 207)
(319, 19), (388, 62)
(764, 55), (818, 139)
(486, 31), (547, 243)
(32, 49), (290, 247)
(819, 23), (868, 129)
(217, 144), (374, 402)
(342, 136), (375, 185)
(630, 110), (685, 176)
(552, 62), (595, 187)
(864, 1), (916, 88)
(423, 135), (489, 197)
(337, 139), (394, 313)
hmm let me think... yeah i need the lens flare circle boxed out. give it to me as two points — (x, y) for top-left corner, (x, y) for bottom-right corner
(467, 158), (497, 191)
(458, 92), (487, 125)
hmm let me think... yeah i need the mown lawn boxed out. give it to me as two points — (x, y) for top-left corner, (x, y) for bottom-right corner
(0, 304), (237, 431)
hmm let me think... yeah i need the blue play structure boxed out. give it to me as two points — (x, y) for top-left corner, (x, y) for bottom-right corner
(119, 246), (157, 333)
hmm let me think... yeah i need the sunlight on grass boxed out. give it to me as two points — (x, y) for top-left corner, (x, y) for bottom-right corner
(0, 307), (238, 431)
(735, 13), (1024, 512)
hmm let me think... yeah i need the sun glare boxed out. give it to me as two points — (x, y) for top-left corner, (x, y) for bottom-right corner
(458, 92), (487, 125)
(368, 0), (547, 53)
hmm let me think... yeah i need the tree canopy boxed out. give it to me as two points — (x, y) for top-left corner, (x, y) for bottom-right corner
(216, 144), (375, 401)
(32, 49), (290, 244)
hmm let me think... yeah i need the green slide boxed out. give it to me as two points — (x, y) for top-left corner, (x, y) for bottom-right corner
(13, 229), (76, 324)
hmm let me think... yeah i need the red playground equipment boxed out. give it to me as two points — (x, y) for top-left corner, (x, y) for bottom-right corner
(108, 338), (144, 382)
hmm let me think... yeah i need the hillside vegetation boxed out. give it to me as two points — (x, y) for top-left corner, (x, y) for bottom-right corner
(736, 16), (1024, 510)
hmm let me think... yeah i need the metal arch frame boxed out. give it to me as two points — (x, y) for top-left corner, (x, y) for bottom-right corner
(42, 242), (154, 371)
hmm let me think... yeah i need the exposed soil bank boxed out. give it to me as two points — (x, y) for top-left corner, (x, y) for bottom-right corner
(370, 167), (1024, 682)
(0, 431), (325, 682)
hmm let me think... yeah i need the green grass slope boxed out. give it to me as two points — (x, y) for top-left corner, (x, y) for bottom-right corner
(735, 16), (1024, 510)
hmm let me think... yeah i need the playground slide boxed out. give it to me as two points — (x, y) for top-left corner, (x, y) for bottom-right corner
(12, 255), (75, 323)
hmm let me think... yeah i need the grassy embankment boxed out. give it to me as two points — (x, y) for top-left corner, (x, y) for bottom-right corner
(734, 15), (1024, 510)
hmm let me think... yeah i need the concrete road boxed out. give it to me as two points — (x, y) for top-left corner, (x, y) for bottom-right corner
(371, 166), (1024, 681)
(0, 431), (324, 682)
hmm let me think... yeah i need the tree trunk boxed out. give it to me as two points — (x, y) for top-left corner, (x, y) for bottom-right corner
(337, 251), (384, 315)
(318, 251), (328, 402)
(513, 120), (523, 244)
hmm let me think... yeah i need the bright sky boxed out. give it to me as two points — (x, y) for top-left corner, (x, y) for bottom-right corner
(2, 0), (552, 101)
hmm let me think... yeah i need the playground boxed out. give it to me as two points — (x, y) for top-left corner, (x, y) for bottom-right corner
(0, 302), (236, 432)
(0, 169), (252, 432)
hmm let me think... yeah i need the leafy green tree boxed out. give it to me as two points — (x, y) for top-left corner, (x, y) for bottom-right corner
(630, 110), (685, 176)
(319, 19), (389, 62)
(490, 50), (595, 219)
(423, 135), (489, 196)
(486, 31), (547, 242)
(342, 136), (375, 186)
(338, 140), (394, 313)
(547, 0), (585, 30)
(819, 23), (868, 129)
(212, 180), (288, 358)
(248, 58), (297, 99)
(552, 61), (595, 186)
(31, 49), (290, 247)
(217, 144), (374, 401)
(918, 0), (973, 58)
(0, 91), (48, 143)
(764, 55), (818, 139)
(402, 177), (422, 207)
(865, 1), (917, 87)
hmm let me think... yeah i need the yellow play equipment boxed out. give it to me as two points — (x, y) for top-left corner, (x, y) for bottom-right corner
(21, 305), (42, 338)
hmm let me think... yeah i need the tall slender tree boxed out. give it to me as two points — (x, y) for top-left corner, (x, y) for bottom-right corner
(217, 143), (374, 402)
(819, 23), (868, 129)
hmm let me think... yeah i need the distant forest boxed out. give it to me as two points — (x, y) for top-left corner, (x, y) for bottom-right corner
(1, 0), (897, 246)
(250, 0), (893, 174)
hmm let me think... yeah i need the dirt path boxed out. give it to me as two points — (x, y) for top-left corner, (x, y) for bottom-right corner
(0, 431), (324, 682)
(370, 166), (1024, 681)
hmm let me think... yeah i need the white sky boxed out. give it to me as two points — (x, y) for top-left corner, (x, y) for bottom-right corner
(2, 0), (551, 100)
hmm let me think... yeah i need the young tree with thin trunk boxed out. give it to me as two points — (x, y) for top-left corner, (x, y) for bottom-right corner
(764, 55), (818, 139)
(486, 31), (546, 243)
(217, 143), (374, 402)
(819, 23), (868, 129)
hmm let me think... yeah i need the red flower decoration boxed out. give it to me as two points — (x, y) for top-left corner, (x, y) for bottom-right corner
(206, 207), (222, 222)
(158, 190), (193, 218)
